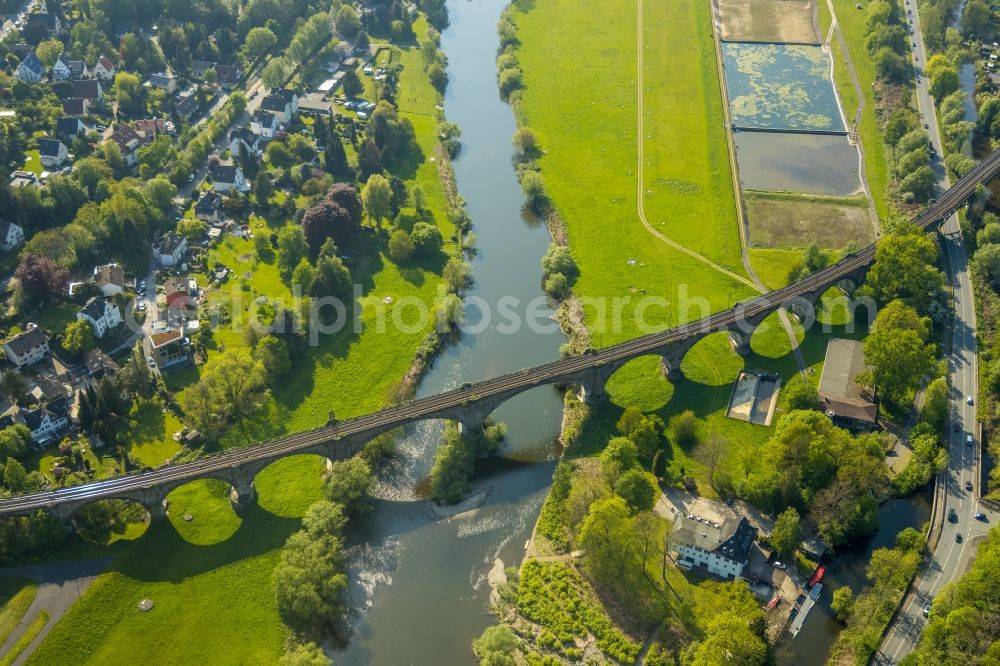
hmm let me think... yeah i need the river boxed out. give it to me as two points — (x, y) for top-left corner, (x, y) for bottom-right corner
(334, 0), (566, 663)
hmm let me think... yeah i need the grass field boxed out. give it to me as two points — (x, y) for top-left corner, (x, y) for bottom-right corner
(718, 0), (819, 43)
(513, 0), (756, 351)
(27, 17), (460, 664)
(749, 248), (803, 289)
(1, 611), (47, 666)
(0, 578), (37, 647)
(746, 190), (874, 249)
(820, 0), (892, 220)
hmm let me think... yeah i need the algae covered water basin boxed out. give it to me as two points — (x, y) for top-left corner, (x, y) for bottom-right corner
(723, 43), (845, 132)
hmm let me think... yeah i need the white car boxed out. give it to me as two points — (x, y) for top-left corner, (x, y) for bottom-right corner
(967, 395), (975, 405)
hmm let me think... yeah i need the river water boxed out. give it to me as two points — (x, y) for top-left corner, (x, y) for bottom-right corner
(334, 1), (566, 663)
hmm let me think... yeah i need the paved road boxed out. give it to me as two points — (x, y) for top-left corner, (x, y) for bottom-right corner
(874, 2), (998, 663)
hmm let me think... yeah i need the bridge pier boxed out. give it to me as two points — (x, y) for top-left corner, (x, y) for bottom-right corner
(729, 328), (753, 356)
(578, 362), (616, 403)
(456, 417), (484, 437)
(230, 477), (256, 512)
(146, 498), (169, 523)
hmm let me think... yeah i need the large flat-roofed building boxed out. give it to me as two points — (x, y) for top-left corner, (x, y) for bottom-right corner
(818, 338), (878, 431)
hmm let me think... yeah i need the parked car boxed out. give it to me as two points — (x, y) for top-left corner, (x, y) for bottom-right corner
(967, 395), (975, 405)
(956, 532), (963, 543)
(147, 356), (156, 367)
(967, 434), (974, 446)
(975, 512), (987, 521)
(923, 604), (931, 618)
(966, 480), (973, 491)
(773, 561), (786, 570)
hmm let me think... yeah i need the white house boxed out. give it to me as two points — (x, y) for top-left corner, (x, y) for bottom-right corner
(93, 263), (125, 297)
(209, 164), (248, 193)
(14, 52), (44, 84)
(77, 296), (123, 338)
(106, 126), (144, 167)
(51, 54), (72, 81)
(94, 55), (115, 82)
(38, 138), (69, 167)
(12, 397), (69, 445)
(149, 72), (179, 94)
(672, 511), (757, 580)
(154, 231), (188, 268)
(3, 325), (50, 368)
(250, 109), (278, 138)
(229, 127), (261, 157)
(260, 88), (299, 124)
(0, 221), (25, 251)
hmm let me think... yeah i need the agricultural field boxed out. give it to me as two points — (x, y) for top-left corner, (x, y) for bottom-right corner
(717, 0), (820, 43)
(746, 191), (875, 249)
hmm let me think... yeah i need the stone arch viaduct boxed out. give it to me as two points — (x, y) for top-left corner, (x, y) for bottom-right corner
(3, 150), (1000, 526)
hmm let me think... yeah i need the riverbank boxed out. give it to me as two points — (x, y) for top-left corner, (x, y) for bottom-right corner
(19, 15), (472, 665)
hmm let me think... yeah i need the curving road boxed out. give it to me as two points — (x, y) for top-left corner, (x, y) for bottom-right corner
(1, 149), (999, 518)
(874, 2), (998, 663)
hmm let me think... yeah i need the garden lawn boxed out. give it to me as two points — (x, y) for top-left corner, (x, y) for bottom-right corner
(820, 0), (892, 220)
(513, 0), (755, 353)
(21, 150), (41, 175)
(126, 400), (183, 468)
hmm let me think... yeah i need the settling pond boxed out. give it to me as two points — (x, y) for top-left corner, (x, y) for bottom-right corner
(735, 130), (862, 195)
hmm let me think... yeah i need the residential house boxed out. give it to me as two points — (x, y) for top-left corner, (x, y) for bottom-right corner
(215, 63), (242, 89)
(818, 338), (879, 431)
(194, 191), (223, 223)
(106, 125), (145, 167)
(67, 60), (88, 80)
(673, 508), (757, 580)
(57, 117), (88, 140)
(298, 92), (332, 117)
(94, 55), (115, 82)
(61, 98), (90, 117)
(190, 59), (214, 78)
(51, 54), (72, 81)
(76, 296), (123, 338)
(149, 72), (179, 94)
(133, 118), (167, 140)
(93, 263), (125, 297)
(26, 12), (62, 35)
(3, 325), (50, 368)
(5, 396), (70, 445)
(174, 93), (199, 120)
(9, 171), (40, 189)
(250, 109), (278, 138)
(260, 88), (299, 124)
(69, 79), (103, 102)
(144, 328), (188, 369)
(165, 276), (198, 311)
(84, 348), (120, 381)
(154, 231), (188, 267)
(209, 165), (248, 193)
(38, 138), (69, 167)
(229, 127), (261, 157)
(9, 44), (34, 60)
(0, 221), (25, 251)
(14, 52), (44, 84)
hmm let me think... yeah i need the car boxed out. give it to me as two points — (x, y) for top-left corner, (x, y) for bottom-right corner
(188, 173), (195, 182)
(357, 111), (368, 120)
(923, 604), (931, 617)
(913, 41), (917, 46)
(967, 434), (974, 446)
(139, 280), (146, 289)
(966, 480), (974, 491)
(948, 508), (958, 523)
(137, 301), (146, 311)
(967, 395), (975, 405)
(956, 532), (963, 543)
(924, 123), (930, 128)
(147, 356), (156, 368)
(954, 420), (961, 432)
(773, 561), (786, 570)
(975, 512), (987, 521)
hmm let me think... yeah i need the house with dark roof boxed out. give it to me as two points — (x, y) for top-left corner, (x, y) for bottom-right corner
(229, 127), (261, 157)
(4, 325), (50, 368)
(210, 164), (248, 193)
(39, 138), (69, 167)
(26, 12), (62, 35)
(0, 221), (25, 251)
(190, 59), (214, 78)
(93, 263), (124, 296)
(215, 63), (242, 89)
(94, 55), (115, 82)
(250, 109), (278, 138)
(77, 296), (123, 338)
(673, 506), (757, 580)
(14, 52), (44, 84)
(298, 92), (332, 117)
(84, 348), (120, 380)
(194, 191), (223, 223)
(14, 396), (69, 445)
(144, 328), (188, 369)
(133, 118), (167, 140)
(106, 126), (145, 167)
(260, 88), (299, 124)
(51, 54), (72, 81)
(818, 338), (879, 431)
(61, 97), (90, 117)
(174, 93), (199, 120)
(154, 231), (188, 267)
(68, 60), (88, 80)
(148, 72), (179, 94)
(69, 79), (103, 101)
(57, 117), (88, 140)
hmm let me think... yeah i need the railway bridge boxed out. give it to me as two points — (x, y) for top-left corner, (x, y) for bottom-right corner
(4, 150), (1000, 525)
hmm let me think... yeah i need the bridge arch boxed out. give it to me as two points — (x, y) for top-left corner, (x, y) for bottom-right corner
(68, 497), (153, 543)
(163, 478), (245, 545)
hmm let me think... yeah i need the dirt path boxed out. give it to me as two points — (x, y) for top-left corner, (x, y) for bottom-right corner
(0, 559), (109, 665)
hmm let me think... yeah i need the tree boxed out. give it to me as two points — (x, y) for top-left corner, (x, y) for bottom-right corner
(261, 57), (289, 89)
(864, 224), (944, 311)
(780, 373), (818, 411)
(118, 344), (154, 401)
(410, 222), (443, 255)
(512, 127), (537, 157)
(688, 613), (768, 666)
(873, 47), (909, 82)
(245, 27), (277, 59)
(357, 139), (383, 179)
(861, 300), (936, 401)
(411, 186), (426, 213)
(388, 228), (414, 262)
(427, 62), (447, 92)
(62, 320), (96, 357)
(327, 183), (364, 224)
(362, 174), (393, 226)
(336, 5), (362, 38)
(35, 39), (63, 68)
(599, 437), (639, 484)
(15, 254), (68, 301)
(614, 469), (657, 512)
(313, 253), (352, 298)
(520, 171), (547, 210)
(961, 0), (997, 38)
(176, 218), (207, 242)
(670, 410), (700, 449)
(899, 165), (937, 201)
(930, 65), (960, 101)
(831, 587), (854, 622)
(341, 68), (363, 99)
(255, 335), (291, 381)
(324, 136), (348, 175)
(0, 426), (31, 461)
(2, 457), (28, 492)
(301, 199), (358, 254)
(974, 243), (1000, 290)
(323, 458), (374, 515)
(770, 508), (802, 558)
(254, 171), (274, 205)
(276, 225), (310, 277)
(280, 642), (331, 666)
(273, 524), (348, 637)
(291, 259), (316, 293)
(0, 372), (29, 407)
(540, 244), (577, 279)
